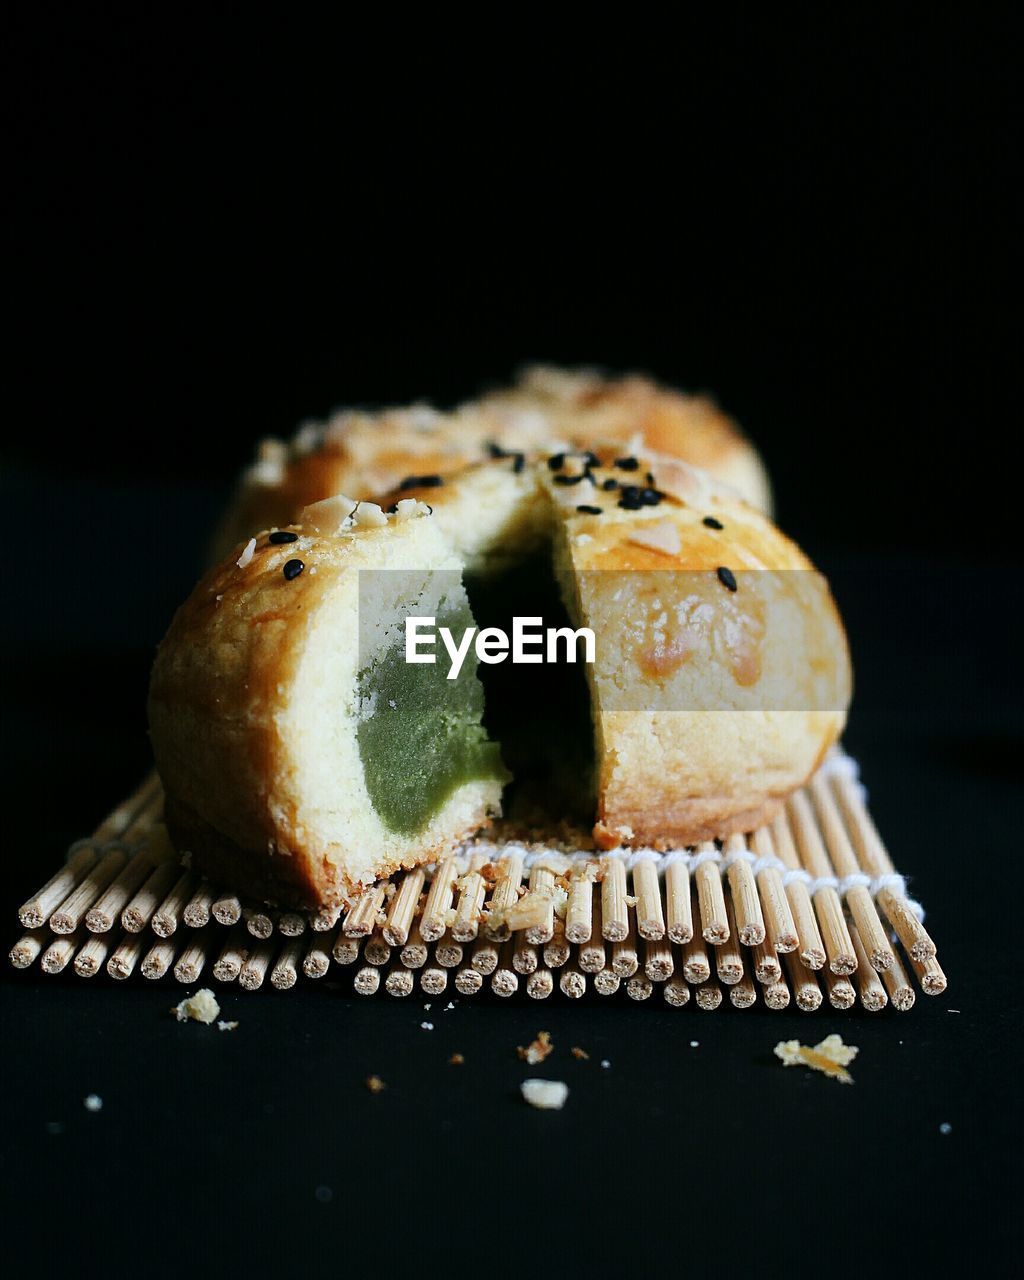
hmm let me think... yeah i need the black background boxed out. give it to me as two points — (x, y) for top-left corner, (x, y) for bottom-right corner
(2, 8), (1021, 1277)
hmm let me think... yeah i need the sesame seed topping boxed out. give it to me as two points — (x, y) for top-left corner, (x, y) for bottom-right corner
(614, 456), (640, 471)
(268, 530), (298, 544)
(283, 559), (305, 581)
(512, 452), (525, 473)
(703, 516), (724, 530)
(717, 566), (737, 592)
(576, 504), (602, 515)
(486, 442), (510, 458)
(583, 450), (601, 468)
(547, 453), (566, 471)
(398, 474), (444, 490)
(554, 473), (586, 486)
(602, 477), (619, 491)
(617, 485), (663, 511)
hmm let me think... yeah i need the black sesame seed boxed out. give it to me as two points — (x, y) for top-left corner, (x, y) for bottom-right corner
(547, 453), (566, 471)
(268, 530), (298, 544)
(283, 559), (305, 581)
(512, 452), (525, 473)
(703, 516), (724, 530)
(583, 450), (601, 468)
(602, 477), (619, 491)
(646, 472), (655, 486)
(386, 504), (399, 514)
(486, 441), (510, 459)
(640, 487), (663, 506)
(717, 566), (737, 592)
(398, 474), (444, 491)
(617, 485), (645, 511)
(576, 504), (602, 515)
(554, 473), (586, 486)
(614, 456), (640, 471)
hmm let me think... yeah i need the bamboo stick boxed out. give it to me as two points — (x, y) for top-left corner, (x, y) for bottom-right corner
(542, 919), (570, 970)
(491, 942), (518, 997)
(527, 969), (554, 999)
(695, 981), (723, 1011)
(49, 848), (127, 934)
(385, 967), (414, 997)
(174, 933), (212, 985)
(271, 937), (304, 990)
(578, 901), (606, 973)
(723, 835), (765, 945)
(751, 931), (782, 985)
(238, 940), (275, 991)
(121, 861), (179, 933)
(771, 810), (826, 968)
(729, 972), (757, 1009)
(483, 851), (524, 942)
(141, 937), (177, 980)
(19, 845), (98, 929)
(716, 898), (744, 985)
(787, 790), (857, 974)
(302, 932), (331, 979)
(664, 857), (693, 944)
(783, 950), (822, 1011)
(750, 827), (799, 953)
(626, 974), (653, 1001)
(810, 776), (893, 970)
(452, 852), (488, 943)
(565, 865), (595, 944)
(383, 870), (425, 946)
(881, 946), (916, 1011)
(421, 965), (448, 996)
(455, 966), (483, 995)
(524, 865), (557, 945)
(683, 890), (711, 983)
(763, 978), (791, 1010)
(212, 892), (242, 927)
(84, 849), (158, 933)
(471, 935), (499, 976)
(9, 930), (47, 969)
(214, 928), (250, 982)
(559, 964), (586, 998)
(611, 911), (639, 977)
(644, 936), (674, 982)
(633, 857), (666, 940)
(279, 912), (307, 938)
(353, 965), (380, 995)
(420, 858), (457, 942)
(107, 931), (146, 980)
(824, 967), (857, 1010)
(41, 937), (83, 980)
(600, 857), (629, 942)
(434, 934), (463, 968)
(332, 929), (362, 966)
(399, 919), (428, 970)
(831, 772), (937, 962)
(152, 870), (196, 938)
(343, 883), (385, 938)
(663, 977), (690, 1007)
(183, 880), (217, 929)
(310, 903), (341, 933)
(363, 928), (391, 968)
(850, 926), (888, 1011)
(693, 849), (729, 943)
(910, 951), (947, 996)
(74, 932), (114, 977)
(512, 935), (538, 975)
(594, 969), (620, 996)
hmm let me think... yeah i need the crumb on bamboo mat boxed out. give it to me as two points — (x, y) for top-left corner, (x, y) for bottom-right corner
(217, 1020), (239, 1032)
(365, 1075), (386, 1094)
(518, 1031), (554, 1065)
(571, 1046), (589, 1060)
(448, 1053), (464, 1065)
(171, 989), (220, 1025)
(521, 1079), (568, 1110)
(774, 1034), (859, 1084)
(83, 1094), (103, 1112)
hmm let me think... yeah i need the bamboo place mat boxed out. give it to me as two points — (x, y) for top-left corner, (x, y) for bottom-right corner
(9, 754), (945, 1011)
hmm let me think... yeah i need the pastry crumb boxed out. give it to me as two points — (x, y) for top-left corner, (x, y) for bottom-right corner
(171, 989), (220, 1025)
(570, 1046), (589, 1060)
(600, 1059), (611, 1069)
(83, 1094), (103, 1112)
(517, 1031), (554, 1065)
(448, 1053), (465, 1066)
(217, 1020), (239, 1032)
(939, 1122), (952, 1135)
(365, 1075), (386, 1094)
(774, 1034), (858, 1084)
(421, 1021), (434, 1031)
(521, 1079), (569, 1110)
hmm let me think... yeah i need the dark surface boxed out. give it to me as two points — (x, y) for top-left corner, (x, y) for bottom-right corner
(2, 8), (1022, 1277)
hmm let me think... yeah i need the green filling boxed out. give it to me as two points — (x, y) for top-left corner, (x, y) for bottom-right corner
(356, 602), (509, 836)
